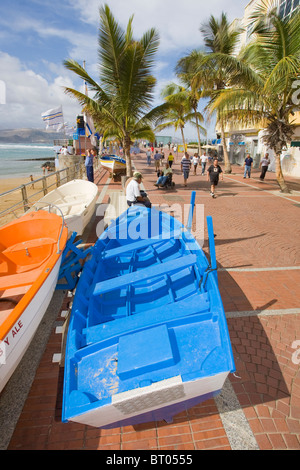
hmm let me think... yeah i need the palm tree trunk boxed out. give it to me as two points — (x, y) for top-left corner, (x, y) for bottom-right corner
(220, 119), (231, 173)
(275, 152), (290, 193)
(194, 111), (201, 154)
(124, 135), (132, 177)
(180, 126), (186, 153)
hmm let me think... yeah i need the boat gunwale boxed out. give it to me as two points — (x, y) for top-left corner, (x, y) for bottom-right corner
(32, 179), (99, 210)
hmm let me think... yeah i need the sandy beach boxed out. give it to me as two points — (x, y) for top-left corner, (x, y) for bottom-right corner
(0, 175), (39, 193)
(0, 174), (58, 226)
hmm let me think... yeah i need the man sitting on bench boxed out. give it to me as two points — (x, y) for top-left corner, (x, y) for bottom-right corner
(126, 172), (151, 208)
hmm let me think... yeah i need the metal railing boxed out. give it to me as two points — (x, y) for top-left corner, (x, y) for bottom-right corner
(0, 160), (99, 227)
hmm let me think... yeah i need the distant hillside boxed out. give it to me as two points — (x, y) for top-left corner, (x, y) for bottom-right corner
(0, 128), (65, 143)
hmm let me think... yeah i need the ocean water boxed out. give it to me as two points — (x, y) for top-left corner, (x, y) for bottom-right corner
(0, 143), (55, 179)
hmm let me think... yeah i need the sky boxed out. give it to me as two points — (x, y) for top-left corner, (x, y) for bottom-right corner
(0, 0), (250, 140)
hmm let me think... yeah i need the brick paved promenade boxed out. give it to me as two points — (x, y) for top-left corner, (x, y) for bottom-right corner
(2, 149), (300, 450)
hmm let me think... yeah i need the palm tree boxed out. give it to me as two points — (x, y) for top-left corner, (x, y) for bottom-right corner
(191, 13), (243, 173)
(176, 51), (207, 152)
(63, 4), (168, 177)
(209, 2), (300, 192)
(155, 83), (205, 151)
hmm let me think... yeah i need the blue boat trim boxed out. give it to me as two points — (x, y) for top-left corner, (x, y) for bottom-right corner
(100, 154), (126, 164)
(62, 202), (235, 427)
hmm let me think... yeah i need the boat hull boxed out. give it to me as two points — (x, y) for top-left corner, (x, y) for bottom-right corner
(0, 256), (62, 392)
(100, 155), (126, 174)
(0, 211), (68, 393)
(62, 206), (235, 428)
(66, 371), (228, 429)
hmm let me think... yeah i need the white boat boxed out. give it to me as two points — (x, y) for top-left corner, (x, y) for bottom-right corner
(0, 211), (68, 393)
(99, 155), (126, 174)
(32, 179), (99, 236)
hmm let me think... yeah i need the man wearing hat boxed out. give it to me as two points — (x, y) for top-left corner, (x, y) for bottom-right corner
(126, 172), (151, 208)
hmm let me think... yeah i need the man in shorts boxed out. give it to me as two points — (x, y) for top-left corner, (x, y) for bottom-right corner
(154, 150), (162, 171)
(181, 152), (192, 187)
(207, 158), (223, 198)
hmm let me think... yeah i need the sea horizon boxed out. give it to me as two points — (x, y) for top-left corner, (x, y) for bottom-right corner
(0, 142), (56, 179)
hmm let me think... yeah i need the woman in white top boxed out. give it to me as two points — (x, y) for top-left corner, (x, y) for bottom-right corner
(200, 153), (208, 175)
(192, 153), (200, 175)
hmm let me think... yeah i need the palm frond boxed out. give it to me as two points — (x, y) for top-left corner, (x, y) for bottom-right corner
(98, 4), (126, 92)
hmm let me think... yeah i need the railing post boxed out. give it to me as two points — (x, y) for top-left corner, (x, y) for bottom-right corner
(56, 170), (60, 188)
(21, 185), (30, 212)
(42, 176), (48, 195)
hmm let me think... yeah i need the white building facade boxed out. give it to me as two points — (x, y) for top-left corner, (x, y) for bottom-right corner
(218, 0), (300, 176)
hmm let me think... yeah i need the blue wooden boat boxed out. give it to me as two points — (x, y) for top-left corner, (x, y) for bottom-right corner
(62, 194), (235, 428)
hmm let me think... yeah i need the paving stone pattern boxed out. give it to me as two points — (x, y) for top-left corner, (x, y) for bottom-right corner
(5, 150), (300, 450)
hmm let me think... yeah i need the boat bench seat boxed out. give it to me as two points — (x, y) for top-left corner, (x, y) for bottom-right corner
(2, 237), (55, 254)
(55, 201), (85, 209)
(92, 254), (197, 296)
(0, 238), (56, 288)
(83, 292), (210, 344)
(101, 231), (182, 260)
(0, 265), (47, 290)
(38, 201), (85, 217)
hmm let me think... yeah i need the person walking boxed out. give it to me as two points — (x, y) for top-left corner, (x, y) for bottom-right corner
(200, 152), (208, 175)
(243, 154), (253, 178)
(167, 152), (174, 168)
(181, 152), (192, 187)
(192, 153), (200, 175)
(173, 144), (177, 161)
(146, 148), (151, 166)
(207, 158), (223, 198)
(154, 150), (162, 171)
(259, 153), (271, 181)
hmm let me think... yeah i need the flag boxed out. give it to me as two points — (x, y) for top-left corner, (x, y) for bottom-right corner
(64, 124), (76, 136)
(41, 106), (64, 131)
(84, 113), (96, 137)
(82, 64), (96, 139)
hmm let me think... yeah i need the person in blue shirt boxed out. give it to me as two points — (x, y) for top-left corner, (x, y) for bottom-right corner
(85, 147), (96, 182)
(243, 154), (253, 178)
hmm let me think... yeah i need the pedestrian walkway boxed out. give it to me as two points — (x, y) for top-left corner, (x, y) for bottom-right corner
(3, 151), (300, 450)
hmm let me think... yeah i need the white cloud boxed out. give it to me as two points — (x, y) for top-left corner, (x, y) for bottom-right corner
(0, 0), (249, 134)
(68, 0), (248, 53)
(0, 52), (81, 129)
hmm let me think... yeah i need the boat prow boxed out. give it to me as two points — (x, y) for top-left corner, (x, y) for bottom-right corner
(99, 154), (126, 175)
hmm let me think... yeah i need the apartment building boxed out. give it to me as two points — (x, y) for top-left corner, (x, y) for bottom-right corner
(217, 0), (300, 177)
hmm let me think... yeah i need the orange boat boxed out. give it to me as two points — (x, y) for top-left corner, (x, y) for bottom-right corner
(0, 210), (68, 393)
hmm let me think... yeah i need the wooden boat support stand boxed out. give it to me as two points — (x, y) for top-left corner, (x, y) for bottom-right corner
(61, 192), (236, 429)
